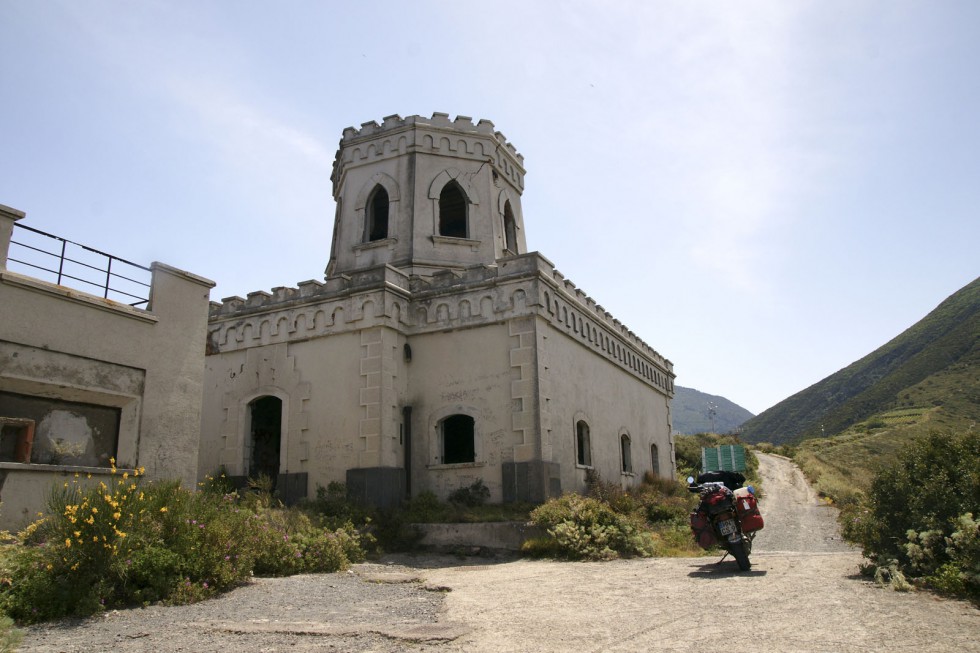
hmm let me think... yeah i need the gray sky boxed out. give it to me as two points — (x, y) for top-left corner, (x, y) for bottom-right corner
(2, 1), (977, 415)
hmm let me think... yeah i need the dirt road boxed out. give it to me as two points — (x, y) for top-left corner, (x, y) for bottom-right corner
(22, 454), (980, 652)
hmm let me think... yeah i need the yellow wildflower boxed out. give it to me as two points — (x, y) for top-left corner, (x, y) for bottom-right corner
(113, 512), (121, 520)
(160, 507), (168, 513)
(65, 539), (71, 548)
(91, 507), (98, 514)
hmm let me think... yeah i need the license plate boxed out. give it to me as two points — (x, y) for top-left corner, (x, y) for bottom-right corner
(718, 519), (736, 536)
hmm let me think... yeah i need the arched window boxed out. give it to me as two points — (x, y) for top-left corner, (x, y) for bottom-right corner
(439, 181), (467, 238)
(442, 414), (475, 464)
(620, 433), (633, 474)
(575, 420), (592, 467)
(651, 443), (660, 477)
(503, 200), (518, 254)
(365, 185), (389, 242)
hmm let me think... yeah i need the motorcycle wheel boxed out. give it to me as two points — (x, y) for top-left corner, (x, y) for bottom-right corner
(731, 540), (751, 571)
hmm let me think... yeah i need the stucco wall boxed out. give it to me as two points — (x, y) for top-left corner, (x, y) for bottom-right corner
(537, 315), (675, 494)
(404, 321), (515, 501)
(0, 206), (214, 531)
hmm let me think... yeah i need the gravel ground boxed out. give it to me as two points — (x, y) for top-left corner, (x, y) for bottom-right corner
(20, 453), (980, 652)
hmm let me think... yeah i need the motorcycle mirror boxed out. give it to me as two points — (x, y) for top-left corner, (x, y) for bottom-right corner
(686, 476), (695, 485)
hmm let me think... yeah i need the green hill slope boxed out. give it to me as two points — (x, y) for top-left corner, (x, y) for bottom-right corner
(671, 386), (754, 435)
(740, 276), (980, 447)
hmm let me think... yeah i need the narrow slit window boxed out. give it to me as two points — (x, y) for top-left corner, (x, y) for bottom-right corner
(503, 200), (518, 254)
(621, 433), (633, 474)
(576, 420), (591, 467)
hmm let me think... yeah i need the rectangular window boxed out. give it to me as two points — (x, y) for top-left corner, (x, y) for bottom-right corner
(0, 391), (120, 467)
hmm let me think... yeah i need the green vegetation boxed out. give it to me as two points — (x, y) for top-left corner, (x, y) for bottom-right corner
(0, 469), (365, 624)
(523, 471), (701, 560)
(674, 433), (761, 489)
(839, 430), (980, 602)
(740, 276), (980, 446)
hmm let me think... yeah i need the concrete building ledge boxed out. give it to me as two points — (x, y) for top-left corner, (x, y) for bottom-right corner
(0, 270), (159, 324)
(412, 521), (544, 552)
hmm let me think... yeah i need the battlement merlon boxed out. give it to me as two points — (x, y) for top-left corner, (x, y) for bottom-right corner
(331, 113), (526, 194)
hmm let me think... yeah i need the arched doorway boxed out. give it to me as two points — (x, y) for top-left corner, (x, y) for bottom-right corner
(248, 396), (282, 489)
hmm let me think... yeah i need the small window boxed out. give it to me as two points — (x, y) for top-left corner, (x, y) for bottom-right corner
(503, 200), (518, 254)
(439, 181), (467, 238)
(442, 414), (475, 464)
(575, 420), (592, 467)
(621, 433), (633, 474)
(365, 185), (389, 241)
(651, 443), (660, 477)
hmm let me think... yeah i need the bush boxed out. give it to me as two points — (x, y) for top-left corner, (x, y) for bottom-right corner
(0, 468), (366, 623)
(840, 430), (980, 601)
(447, 480), (491, 507)
(528, 493), (658, 560)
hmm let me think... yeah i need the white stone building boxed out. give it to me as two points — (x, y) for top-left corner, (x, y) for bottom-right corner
(199, 113), (675, 506)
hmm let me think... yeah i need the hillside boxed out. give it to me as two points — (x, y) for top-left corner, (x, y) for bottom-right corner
(671, 386), (754, 435)
(739, 276), (980, 446)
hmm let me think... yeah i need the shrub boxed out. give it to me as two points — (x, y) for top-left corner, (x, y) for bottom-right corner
(447, 480), (491, 507)
(0, 468), (366, 623)
(528, 493), (657, 560)
(840, 429), (980, 601)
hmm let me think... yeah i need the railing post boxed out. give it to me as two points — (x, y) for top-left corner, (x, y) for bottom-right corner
(0, 203), (27, 270)
(57, 239), (67, 285)
(105, 256), (113, 299)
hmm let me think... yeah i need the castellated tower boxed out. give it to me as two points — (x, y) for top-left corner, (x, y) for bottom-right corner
(326, 113), (527, 278)
(201, 113), (675, 511)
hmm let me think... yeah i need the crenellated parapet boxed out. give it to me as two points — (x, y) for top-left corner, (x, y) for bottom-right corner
(331, 113), (525, 196)
(207, 252), (673, 395)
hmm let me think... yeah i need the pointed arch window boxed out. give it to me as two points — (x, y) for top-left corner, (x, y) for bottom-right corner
(620, 433), (633, 474)
(365, 185), (389, 242)
(503, 200), (518, 254)
(651, 443), (660, 477)
(439, 181), (468, 238)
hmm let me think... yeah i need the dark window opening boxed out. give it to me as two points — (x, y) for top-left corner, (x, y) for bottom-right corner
(366, 185), (389, 241)
(576, 420), (591, 467)
(621, 434), (633, 474)
(442, 414), (475, 464)
(651, 443), (661, 477)
(249, 396), (282, 489)
(503, 200), (518, 254)
(439, 181), (468, 238)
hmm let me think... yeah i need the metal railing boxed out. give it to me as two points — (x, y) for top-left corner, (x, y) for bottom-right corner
(7, 223), (152, 307)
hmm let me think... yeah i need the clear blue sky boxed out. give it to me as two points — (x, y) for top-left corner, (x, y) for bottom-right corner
(2, 1), (977, 415)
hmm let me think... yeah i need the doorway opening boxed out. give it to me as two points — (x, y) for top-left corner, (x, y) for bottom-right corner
(249, 396), (282, 490)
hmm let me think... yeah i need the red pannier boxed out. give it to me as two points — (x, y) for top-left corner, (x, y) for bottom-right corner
(734, 487), (764, 533)
(690, 510), (717, 549)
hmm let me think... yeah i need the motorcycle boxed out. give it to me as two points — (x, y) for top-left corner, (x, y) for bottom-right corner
(687, 471), (764, 571)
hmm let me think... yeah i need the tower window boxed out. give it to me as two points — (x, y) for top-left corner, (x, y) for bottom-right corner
(442, 414), (475, 464)
(365, 185), (389, 242)
(503, 200), (518, 254)
(575, 420), (592, 467)
(439, 181), (468, 238)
